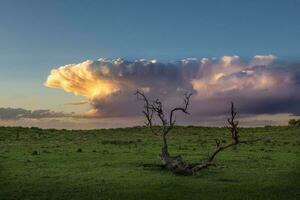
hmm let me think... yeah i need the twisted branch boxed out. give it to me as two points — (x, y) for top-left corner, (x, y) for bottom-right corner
(135, 90), (192, 134)
(190, 102), (241, 173)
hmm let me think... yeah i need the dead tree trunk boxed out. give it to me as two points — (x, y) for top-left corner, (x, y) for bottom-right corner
(136, 91), (191, 168)
(136, 91), (254, 175)
(161, 131), (169, 165)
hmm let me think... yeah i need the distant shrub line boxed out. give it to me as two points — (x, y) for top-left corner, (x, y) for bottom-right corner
(288, 119), (300, 127)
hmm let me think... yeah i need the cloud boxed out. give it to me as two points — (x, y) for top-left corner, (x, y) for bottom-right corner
(0, 107), (70, 120)
(66, 100), (88, 106)
(45, 55), (300, 119)
(251, 54), (276, 66)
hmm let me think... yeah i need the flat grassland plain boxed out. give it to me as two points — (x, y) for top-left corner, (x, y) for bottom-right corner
(0, 126), (299, 200)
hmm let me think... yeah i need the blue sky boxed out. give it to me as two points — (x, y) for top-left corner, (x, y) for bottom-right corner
(1, 0), (299, 61)
(0, 0), (299, 128)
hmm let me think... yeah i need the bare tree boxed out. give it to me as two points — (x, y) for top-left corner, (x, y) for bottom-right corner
(135, 91), (191, 166)
(136, 91), (254, 175)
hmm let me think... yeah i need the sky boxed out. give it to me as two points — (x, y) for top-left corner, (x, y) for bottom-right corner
(0, 0), (299, 129)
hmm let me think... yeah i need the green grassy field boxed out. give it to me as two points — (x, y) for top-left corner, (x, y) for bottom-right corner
(0, 126), (299, 200)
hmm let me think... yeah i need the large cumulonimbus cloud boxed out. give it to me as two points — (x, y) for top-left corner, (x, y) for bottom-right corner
(45, 55), (300, 118)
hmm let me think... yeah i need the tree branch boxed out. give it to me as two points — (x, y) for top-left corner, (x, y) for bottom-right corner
(169, 93), (192, 128)
(189, 102), (241, 173)
(207, 102), (239, 162)
(135, 90), (158, 134)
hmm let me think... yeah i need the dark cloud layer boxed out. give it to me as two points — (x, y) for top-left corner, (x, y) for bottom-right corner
(0, 108), (69, 120)
(45, 55), (300, 118)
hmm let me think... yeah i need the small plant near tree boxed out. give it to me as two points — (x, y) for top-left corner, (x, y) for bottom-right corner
(136, 90), (258, 175)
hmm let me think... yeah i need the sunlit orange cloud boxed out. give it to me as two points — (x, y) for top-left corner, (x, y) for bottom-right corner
(45, 60), (122, 99)
(44, 59), (138, 117)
